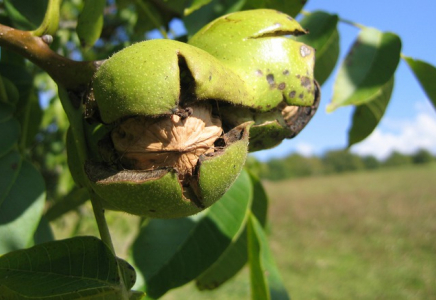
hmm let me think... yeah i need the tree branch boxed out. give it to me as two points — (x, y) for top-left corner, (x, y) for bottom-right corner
(0, 23), (98, 90)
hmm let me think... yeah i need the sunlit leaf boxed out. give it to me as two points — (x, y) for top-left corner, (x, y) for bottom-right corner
(0, 236), (138, 299)
(404, 56), (436, 110)
(348, 77), (394, 147)
(247, 214), (290, 300)
(297, 11), (339, 85)
(132, 170), (252, 299)
(76, 0), (106, 48)
(328, 28), (401, 112)
(184, 0), (212, 16)
(0, 159), (45, 254)
(196, 170), (268, 290)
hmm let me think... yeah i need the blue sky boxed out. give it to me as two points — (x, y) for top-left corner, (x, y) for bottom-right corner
(253, 0), (436, 161)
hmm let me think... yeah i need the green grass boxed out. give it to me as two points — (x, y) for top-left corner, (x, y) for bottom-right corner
(163, 164), (436, 299)
(50, 164), (436, 299)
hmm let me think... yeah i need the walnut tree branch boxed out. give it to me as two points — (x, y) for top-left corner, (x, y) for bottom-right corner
(0, 23), (98, 91)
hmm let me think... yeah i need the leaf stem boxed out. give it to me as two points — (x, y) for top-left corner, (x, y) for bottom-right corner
(32, 0), (62, 36)
(90, 194), (115, 253)
(339, 17), (366, 30)
(90, 193), (130, 300)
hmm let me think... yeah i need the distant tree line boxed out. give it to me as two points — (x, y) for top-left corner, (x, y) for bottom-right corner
(247, 148), (436, 181)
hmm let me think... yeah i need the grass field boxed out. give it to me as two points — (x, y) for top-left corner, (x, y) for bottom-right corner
(162, 164), (436, 300)
(51, 164), (436, 299)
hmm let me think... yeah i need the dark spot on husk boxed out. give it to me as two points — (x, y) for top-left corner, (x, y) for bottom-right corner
(278, 82), (286, 90)
(266, 74), (275, 86)
(299, 93), (304, 99)
(283, 70), (289, 75)
(255, 69), (263, 76)
(149, 209), (156, 213)
(289, 91), (296, 98)
(301, 76), (312, 91)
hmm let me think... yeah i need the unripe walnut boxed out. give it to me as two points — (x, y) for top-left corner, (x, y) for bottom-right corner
(80, 9), (319, 219)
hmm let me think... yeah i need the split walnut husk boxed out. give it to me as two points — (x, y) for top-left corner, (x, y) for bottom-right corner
(85, 104), (250, 219)
(81, 9), (319, 219)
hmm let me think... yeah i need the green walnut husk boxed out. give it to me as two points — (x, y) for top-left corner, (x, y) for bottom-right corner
(189, 9), (320, 151)
(86, 39), (253, 219)
(81, 9), (319, 218)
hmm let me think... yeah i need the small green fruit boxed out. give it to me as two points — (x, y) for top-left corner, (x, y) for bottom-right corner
(82, 9), (318, 218)
(87, 39), (251, 218)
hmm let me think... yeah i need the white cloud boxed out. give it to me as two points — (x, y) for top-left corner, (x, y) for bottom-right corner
(295, 142), (315, 157)
(351, 106), (436, 160)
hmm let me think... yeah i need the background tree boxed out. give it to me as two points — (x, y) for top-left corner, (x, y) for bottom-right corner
(322, 149), (365, 174)
(1, 1), (436, 299)
(412, 148), (435, 164)
(383, 151), (413, 167)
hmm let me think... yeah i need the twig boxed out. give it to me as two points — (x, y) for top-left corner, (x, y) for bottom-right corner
(0, 23), (97, 90)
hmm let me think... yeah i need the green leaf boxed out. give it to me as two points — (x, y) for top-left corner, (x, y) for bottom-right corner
(4, 0), (48, 30)
(0, 63), (33, 96)
(328, 28), (401, 112)
(184, 0), (212, 16)
(196, 170), (269, 290)
(0, 118), (20, 157)
(247, 214), (290, 300)
(132, 170), (253, 299)
(0, 102), (15, 123)
(404, 56), (436, 110)
(242, 0), (307, 18)
(19, 92), (43, 148)
(0, 159), (45, 255)
(76, 0), (106, 48)
(297, 11), (340, 86)
(0, 236), (138, 299)
(348, 77), (394, 147)
(0, 150), (21, 205)
(0, 76), (20, 106)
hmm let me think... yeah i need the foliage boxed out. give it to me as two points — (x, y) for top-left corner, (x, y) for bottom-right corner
(0, 1), (435, 299)
(383, 151), (413, 167)
(411, 148), (435, 164)
(252, 148), (435, 181)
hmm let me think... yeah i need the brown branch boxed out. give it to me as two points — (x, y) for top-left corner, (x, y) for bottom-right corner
(0, 23), (98, 90)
